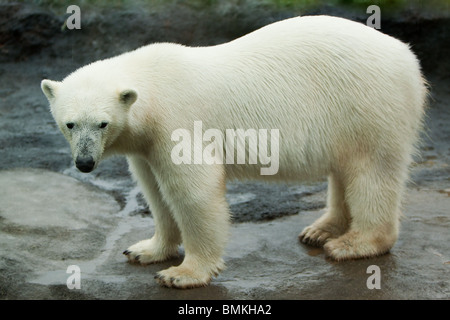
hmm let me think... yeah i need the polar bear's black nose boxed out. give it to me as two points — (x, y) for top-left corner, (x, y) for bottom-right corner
(76, 156), (95, 173)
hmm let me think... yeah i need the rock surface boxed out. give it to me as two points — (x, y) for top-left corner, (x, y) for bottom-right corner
(0, 169), (448, 299)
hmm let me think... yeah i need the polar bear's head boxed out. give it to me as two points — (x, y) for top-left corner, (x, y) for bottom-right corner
(41, 78), (137, 173)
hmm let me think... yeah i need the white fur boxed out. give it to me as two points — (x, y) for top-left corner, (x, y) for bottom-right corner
(41, 16), (427, 288)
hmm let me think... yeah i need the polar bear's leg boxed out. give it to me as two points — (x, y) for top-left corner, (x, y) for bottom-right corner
(299, 172), (350, 246)
(124, 157), (181, 264)
(324, 160), (403, 260)
(153, 164), (230, 288)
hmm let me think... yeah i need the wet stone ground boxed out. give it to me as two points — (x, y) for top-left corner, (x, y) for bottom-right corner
(0, 2), (449, 299)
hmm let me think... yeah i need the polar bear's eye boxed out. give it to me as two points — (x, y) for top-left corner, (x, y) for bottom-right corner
(100, 122), (108, 129)
(66, 122), (74, 129)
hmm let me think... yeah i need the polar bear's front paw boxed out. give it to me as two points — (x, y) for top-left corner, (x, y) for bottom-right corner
(323, 230), (394, 261)
(155, 267), (210, 289)
(299, 211), (348, 247)
(123, 238), (179, 265)
(155, 259), (224, 289)
(299, 225), (334, 247)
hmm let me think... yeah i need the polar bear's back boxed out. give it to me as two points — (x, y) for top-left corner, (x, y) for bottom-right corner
(192, 16), (427, 179)
(215, 15), (425, 118)
(184, 16), (427, 123)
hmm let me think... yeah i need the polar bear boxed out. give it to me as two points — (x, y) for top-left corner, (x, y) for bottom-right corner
(41, 15), (427, 289)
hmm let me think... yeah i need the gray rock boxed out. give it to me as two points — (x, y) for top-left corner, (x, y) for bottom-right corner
(0, 169), (448, 299)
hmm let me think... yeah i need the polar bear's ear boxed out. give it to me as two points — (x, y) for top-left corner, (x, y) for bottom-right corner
(119, 89), (138, 108)
(41, 79), (60, 101)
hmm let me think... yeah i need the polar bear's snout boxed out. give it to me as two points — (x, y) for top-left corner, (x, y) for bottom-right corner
(75, 156), (95, 173)
(67, 125), (106, 173)
(66, 130), (103, 173)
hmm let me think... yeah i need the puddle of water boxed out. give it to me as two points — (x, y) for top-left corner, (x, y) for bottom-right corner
(117, 186), (142, 217)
